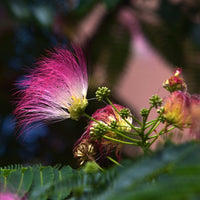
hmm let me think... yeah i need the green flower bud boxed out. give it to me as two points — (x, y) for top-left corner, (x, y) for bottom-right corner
(149, 94), (163, 108)
(89, 122), (108, 139)
(95, 87), (111, 101)
(140, 108), (149, 117)
(119, 108), (130, 119)
(157, 107), (164, 114)
(110, 120), (117, 129)
(83, 161), (99, 173)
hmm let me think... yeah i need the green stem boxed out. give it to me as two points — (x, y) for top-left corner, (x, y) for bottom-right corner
(147, 125), (176, 147)
(125, 132), (141, 136)
(117, 124), (141, 131)
(145, 109), (165, 138)
(83, 112), (141, 140)
(94, 162), (104, 172)
(17, 172), (24, 194)
(144, 120), (158, 129)
(145, 119), (157, 125)
(148, 136), (158, 148)
(148, 134), (160, 139)
(40, 170), (43, 186)
(106, 97), (140, 133)
(82, 112), (99, 123)
(108, 128), (141, 143)
(128, 114), (142, 126)
(107, 156), (122, 167)
(166, 126), (176, 133)
(103, 135), (138, 145)
(148, 126), (176, 139)
(145, 120), (161, 138)
(3, 176), (7, 191)
(109, 127), (140, 136)
(140, 105), (153, 138)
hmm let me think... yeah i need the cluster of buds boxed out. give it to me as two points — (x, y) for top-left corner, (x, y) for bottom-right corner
(163, 68), (187, 93)
(95, 87), (111, 101)
(73, 104), (132, 166)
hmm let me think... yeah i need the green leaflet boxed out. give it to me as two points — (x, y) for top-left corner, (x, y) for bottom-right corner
(95, 142), (200, 200)
(49, 166), (74, 200)
(0, 165), (32, 197)
(1, 142), (200, 199)
(28, 166), (54, 200)
(0, 165), (75, 200)
(7, 167), (32, 197)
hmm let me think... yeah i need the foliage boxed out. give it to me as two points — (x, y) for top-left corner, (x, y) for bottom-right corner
(1, 142), (200, 199)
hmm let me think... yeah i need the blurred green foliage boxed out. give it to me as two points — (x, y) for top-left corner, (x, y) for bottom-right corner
(0, 0), (200, 167)
(1, 142), (200, 199)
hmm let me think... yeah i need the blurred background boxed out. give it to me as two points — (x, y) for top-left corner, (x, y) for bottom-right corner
(0, 0), (200, 168)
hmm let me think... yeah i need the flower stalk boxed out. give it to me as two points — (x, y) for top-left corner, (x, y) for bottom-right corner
(13, 46), (199, 168)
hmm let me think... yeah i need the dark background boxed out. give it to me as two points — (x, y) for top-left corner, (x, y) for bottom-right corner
(0, 0), (200, 168)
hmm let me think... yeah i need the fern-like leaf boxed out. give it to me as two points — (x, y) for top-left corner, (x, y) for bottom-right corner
(49, 166), (74, 200)
(28, 166), (54, 200)
(7, 167), (32, 197)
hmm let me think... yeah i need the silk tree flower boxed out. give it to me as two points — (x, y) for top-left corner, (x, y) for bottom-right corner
(73, 104), (132, 165)
(163, 68), (187, 93)
(163, 91), (200, 139)
(162, 69), (200, 138)
(163, 91), (191, 128)
(14, 46), (88, 131)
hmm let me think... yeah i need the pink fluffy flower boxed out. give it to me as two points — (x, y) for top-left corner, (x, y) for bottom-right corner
(163, 91), (200, 139)
(14, 46), (88, 131)
(163, 91), (191, 128)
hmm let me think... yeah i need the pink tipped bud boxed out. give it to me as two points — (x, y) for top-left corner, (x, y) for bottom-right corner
(163, 68), (187, 93)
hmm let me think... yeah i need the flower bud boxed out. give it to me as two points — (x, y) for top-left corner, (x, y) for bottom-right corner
(149, 94), (163, 108)
(163, 68), (187, 93)
(83, 161), (100, 173)
(95, 87), (110, 101)
(163, 91), (191, 128)
(140, 108), (149, 117)
(89, 122), (108, 140)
